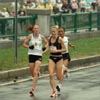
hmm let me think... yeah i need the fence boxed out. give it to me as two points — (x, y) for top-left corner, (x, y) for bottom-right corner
(0, 12), (100, 38)
(0, 14), (37, 38)
(50, 12), (99, 33)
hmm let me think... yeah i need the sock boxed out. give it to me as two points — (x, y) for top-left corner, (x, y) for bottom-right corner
(58, 83), (62, 88)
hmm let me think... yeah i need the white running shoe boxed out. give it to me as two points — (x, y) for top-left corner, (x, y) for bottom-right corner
(64, 71), (69, 78)
(56, 85), (61, 92)
(56, 85), (61, 96)
(62, 65), (69, 78)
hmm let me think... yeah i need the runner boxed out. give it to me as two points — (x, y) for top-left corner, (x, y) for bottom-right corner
(58, 27), (76, 78)
(47, 26), (66, 97)
(23, 24), (48, 96)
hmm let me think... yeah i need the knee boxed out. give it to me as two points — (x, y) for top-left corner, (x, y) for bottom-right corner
(33, 71), (38, 76)
(49, 73), (54, 79)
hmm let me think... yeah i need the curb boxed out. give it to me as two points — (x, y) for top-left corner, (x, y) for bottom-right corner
(0, 63), (100, 87)
(0, 55), (100, 83)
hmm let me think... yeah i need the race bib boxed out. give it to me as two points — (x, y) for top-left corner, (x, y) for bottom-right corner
(50, 45), (57, 50)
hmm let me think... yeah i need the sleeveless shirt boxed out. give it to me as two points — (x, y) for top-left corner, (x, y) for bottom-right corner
(49, 36), (62, 56)
(62, 36), (69, 54)
(28, 34), (42, 56)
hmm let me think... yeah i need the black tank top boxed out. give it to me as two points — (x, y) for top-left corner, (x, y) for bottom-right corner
(49, 36), (62, 55)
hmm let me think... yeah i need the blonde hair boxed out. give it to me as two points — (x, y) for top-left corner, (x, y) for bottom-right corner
(51, 25), (59, 30)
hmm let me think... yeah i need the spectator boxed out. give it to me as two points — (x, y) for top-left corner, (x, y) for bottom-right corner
(37, 2), (45, 8)
(56, 1), (63, 12)
(85, 2), (91, 12)
(61, 0), (70, 13)
(1, 8), (10, 17)
(0, 8), (10, 36)
(18, 7), (26, 16)
(53, 4), (60, 14)
(25, 0), (36, 9)
(91, 0), (97, 11)
(10, 9), (16, 17)
(45, 1), (53, 9)
(79, 0), (87, 12)
(71, 0), (78, 13)
(18, 7), (26, 32)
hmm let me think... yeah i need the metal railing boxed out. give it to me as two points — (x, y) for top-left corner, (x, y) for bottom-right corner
(0, 12), (100, 39)
(50, 12), (99, 33)
(0, 14), (37, 38)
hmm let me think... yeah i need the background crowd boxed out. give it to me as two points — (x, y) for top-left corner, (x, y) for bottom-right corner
(0, 0), (99, 18)
(0, 0), (99, 35)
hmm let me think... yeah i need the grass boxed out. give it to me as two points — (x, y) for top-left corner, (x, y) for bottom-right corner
(69, 37), (100, 58)
(0, 37), (100, 71)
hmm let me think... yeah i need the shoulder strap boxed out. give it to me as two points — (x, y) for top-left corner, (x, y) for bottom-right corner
(56, 36), (59, 44)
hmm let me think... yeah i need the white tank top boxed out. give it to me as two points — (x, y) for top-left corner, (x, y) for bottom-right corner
(62, 36), (69, 54)
(28, 34), (43, 56)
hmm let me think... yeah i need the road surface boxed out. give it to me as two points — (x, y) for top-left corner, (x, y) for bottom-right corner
(0, 65), (100, 100)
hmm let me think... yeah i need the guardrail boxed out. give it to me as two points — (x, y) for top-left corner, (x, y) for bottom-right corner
(50, 12), (99, 33)
(0, 12), (100, 38)
(0, 14), (37, 38)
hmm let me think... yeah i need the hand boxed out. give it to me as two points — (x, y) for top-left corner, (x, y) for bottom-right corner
(72, 45), (76, 49)
(50, 49), (58, 53)
(42, 47), (46, 51)
(29, 45), (34, 49)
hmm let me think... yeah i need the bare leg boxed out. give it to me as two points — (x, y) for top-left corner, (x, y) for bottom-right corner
(48, 59), (57, 97)
(56, 59), (63, 84)
(29, 61), (41, 95)
(32, 61), (41, 89)
(48, 59), (56, 90)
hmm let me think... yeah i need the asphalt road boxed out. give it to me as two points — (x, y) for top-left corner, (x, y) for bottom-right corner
(0, 65), (100, 100)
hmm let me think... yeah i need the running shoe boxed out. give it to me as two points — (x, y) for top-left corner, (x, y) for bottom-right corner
(56, 85), (61, 96)
(64, 71), (69, 78)
(56, 85), (60, 92)
(50, 90), (57, 98)
(62, 65), (69, 78)
(29, 88), (34, 96)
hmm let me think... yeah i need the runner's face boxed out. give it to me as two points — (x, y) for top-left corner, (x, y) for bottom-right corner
(58, 28), (64, 37)
(50, 27), (58, 37)
(32, 25), (39, 34)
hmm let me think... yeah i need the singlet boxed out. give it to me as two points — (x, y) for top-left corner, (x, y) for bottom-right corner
(28, 34), (42, 56)
(49, 36), (62, 56)
(62, 36), (69, 54)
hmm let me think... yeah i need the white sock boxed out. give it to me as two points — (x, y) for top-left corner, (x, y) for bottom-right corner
(58, 83), (62, 88)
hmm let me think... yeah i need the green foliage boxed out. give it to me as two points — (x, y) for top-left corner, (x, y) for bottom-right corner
(0, 37), (100, 71)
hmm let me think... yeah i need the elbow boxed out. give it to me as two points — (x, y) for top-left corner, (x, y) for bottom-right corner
(22, 43), (26, 48)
